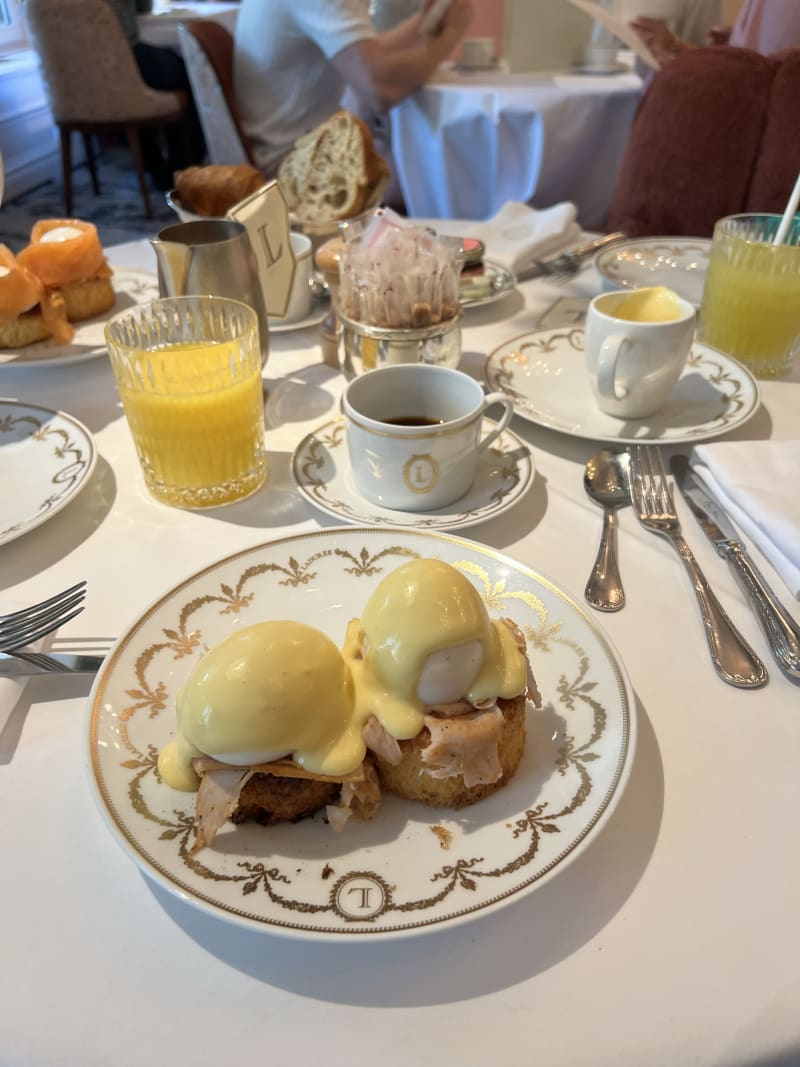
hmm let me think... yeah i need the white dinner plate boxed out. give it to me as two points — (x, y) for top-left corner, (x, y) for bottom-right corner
(87, 528), (636, 941)
(595, 237), (712, 307)
(0, 267), (159, 367)
(460, 259), (517, 309)
(291, 417), (534, 530)
(0, 399), (97, 546)
(484, 327), (760, 445)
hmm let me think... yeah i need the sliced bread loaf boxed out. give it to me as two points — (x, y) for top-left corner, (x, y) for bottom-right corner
(278, 110), (389, 224)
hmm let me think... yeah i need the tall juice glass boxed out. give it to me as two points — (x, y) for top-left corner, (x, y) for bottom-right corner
(105, 296), (267, 508)
(698, 213), (800, 379)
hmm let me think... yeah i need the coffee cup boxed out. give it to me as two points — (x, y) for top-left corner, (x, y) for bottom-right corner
(342, 364), (515, 510)
(460, 37), (495, 69)
(278, 232), (313, 324)
(583, 45), (617, 69)
(584, 286), (696, 419)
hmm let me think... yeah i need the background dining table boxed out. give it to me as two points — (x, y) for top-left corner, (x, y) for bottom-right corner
(136, 0), (240, 50)
(1, 236), (799, 1067)
(391, 66), (643, 230)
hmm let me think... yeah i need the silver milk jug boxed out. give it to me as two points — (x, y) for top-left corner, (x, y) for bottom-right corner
(151, 219), (270, 366)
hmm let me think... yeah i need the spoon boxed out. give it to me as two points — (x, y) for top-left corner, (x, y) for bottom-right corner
(583, 448), (631, 612)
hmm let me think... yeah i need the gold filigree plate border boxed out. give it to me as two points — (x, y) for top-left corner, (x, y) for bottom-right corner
(595, 237), (711, 303)
(291, 418), (535, 530)
(483, 328), (760, 446)
(87, 528), (635, 941)
(0, 400), (97, 546)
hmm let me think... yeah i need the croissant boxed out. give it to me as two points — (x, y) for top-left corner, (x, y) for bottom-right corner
(174, 164), (266, 218)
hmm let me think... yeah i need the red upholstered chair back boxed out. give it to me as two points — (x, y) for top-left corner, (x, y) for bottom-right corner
(607, 47), (800, 237)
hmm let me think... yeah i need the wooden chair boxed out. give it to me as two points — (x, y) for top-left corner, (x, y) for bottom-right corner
(24, 0), (189, 218)
(178, 20), (256, 167)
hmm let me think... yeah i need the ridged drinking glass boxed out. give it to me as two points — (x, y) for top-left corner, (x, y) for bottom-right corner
(105, 295), (267, 508)
(698, 212), (800, 379)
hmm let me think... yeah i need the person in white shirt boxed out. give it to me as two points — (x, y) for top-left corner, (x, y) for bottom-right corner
(233, 0), (472, 178)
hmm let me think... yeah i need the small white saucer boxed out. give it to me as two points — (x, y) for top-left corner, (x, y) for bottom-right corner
(484, 327), (760, 446)
(572, 61), (630, 75)
(291, 417), (534, 530)
(268, 304), (327, 334)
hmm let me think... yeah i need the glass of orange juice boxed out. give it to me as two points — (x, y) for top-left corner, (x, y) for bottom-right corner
(105, 296), (267, 508)
(698, 212), (800, 379)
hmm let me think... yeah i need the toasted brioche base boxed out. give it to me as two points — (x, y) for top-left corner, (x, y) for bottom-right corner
(62, 275), (115, 322)
(0, 275), (115, 349)
(0, 309), (51, 349)
(376, 694), (528, 809)
(231, 773), (340, 825)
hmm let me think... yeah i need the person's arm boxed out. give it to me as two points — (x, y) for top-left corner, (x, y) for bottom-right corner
(628, 16), (694, 66)
(331, 0), (473, 112)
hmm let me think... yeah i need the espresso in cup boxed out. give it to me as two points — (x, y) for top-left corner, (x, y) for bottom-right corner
(584, 286), (696, 419)
(342, 364), (514, 510)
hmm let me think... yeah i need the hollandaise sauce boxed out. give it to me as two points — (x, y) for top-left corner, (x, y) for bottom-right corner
(610, 286), (685, 323)
(158, 621), (362, 791)
(157, 560), (530, 793)
(115, 340), (266, 508)
(348, 559), (528, 738)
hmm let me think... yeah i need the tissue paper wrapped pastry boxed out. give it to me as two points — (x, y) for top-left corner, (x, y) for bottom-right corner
(1, 219), (114, 347)
(338, 208), (463, 328)
(174, 163), (266, 217)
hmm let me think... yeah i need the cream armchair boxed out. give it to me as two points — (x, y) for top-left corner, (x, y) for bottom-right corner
(24, 0), (189, 217)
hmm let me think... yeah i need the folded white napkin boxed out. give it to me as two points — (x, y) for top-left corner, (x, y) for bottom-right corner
(690, 441), (800, 600)
(458, 201), (581, 274)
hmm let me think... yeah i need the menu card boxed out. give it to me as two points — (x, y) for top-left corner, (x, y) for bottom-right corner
(561, 0), (661, 68)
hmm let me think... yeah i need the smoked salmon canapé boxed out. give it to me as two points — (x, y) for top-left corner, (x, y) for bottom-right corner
(1, 220), (115, 348)
(0, 245), (49, 348)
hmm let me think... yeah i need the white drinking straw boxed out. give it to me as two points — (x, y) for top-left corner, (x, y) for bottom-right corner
(773, 170), (800, 246)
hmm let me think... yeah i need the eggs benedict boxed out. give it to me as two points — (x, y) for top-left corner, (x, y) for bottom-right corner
(157, 559), (542, 851)
(157, 620), (380, 851)
(344, 558), (541, 808)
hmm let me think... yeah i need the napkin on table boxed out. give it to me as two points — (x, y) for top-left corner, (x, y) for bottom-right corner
(690, 441), (800, 600)
(454, 200), (581, 275)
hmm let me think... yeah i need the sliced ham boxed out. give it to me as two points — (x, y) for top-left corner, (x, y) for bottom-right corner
(362, 714), (403, 765)
(191, 767), (255, 853)
(421, 706), (504, 788)
(327, 760), (381, 831)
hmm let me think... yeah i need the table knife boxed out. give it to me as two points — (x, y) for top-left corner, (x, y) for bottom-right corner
(0, 650), (106, 677)
(671, 455), (800, 683)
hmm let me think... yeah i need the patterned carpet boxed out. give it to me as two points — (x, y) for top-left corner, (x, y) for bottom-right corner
(0, 148), (178, 251)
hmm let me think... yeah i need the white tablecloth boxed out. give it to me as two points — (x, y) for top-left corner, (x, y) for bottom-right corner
(391, 67), (642, 230)
(1, 240), (799, 1067)
(137, 1), (239, 50)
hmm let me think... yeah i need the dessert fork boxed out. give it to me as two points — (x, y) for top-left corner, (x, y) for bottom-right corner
(0, 582), (87, 652)
(629, 446), (767, 689)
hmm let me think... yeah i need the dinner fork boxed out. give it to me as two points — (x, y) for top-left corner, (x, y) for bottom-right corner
(0, 581), (87, 653)
(629, 446), (767, 689)
(516, 231), (627, 284)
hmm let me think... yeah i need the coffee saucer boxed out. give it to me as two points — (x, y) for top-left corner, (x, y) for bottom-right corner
(268, 304), (328, 335)
(572, 61), (629, 75)
(291, 417), (534, 530)
(483, 327), (760, 445)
